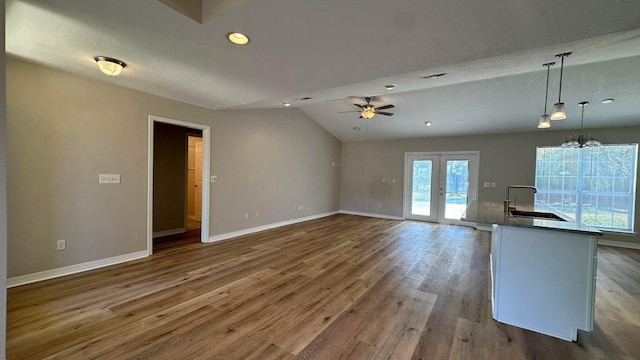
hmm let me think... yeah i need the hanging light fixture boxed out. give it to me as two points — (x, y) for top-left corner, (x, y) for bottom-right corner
(550, 52), (571, 120)
(94, 56), (126, 76)
(561, 101), (602, 148)
(537, 62), (555, 129)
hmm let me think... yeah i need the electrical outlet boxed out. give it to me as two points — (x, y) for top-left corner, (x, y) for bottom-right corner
(378, 203), (382, 208)
(211, 175), (218, 183)
(99, 174), (120, 184)
(255, 211), (260, 218)
(56, 239), (66, 251)
(244, 213), (249, 220)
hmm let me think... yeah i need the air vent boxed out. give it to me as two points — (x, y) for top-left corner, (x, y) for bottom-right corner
(420, 73), (447, 79)
(295, 97), (314, 101)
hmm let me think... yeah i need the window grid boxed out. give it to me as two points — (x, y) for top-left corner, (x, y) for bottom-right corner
(535, 144), (638, 232)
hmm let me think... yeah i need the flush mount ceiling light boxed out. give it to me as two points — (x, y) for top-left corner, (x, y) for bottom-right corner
(561, 101), (601, 148)
(384, 84), (395, 90)
(282, 102), (291, 107)
(601, 98), (614, 104)
(538, 62), (555, 129)
(424, 121), (432, 127)
(550, 52), (572, 120)
(227, 32), (249, 45)
(94, 56), (126, 76)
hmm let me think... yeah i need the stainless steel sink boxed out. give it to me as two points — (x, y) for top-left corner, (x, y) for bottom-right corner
(509, 209), (567, 221)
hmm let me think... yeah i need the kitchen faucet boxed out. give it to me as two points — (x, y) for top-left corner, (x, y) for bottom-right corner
(504, 185), (537, 213)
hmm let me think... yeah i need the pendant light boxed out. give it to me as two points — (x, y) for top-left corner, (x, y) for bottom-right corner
(561, 101), (602, 148)
(537, 62), (555, 129)
(550, 52), (571, 120)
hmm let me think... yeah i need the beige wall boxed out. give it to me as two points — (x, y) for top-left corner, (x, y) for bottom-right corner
(153, 122), (188, 233)
(6, 57), (342, 278)
(341, 126), (640, 245)
(1, 1), (8, 355)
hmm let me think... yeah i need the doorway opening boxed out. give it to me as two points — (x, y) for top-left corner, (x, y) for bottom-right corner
(403, 151), (479, 226)
(147, 115), (211, 255)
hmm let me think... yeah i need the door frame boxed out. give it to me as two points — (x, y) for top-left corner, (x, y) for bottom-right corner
(147, 115), (211, 255)
(403, 151), (480, 224)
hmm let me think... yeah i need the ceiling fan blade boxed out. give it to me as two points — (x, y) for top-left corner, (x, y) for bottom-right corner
(359, 115), (364, 119)
(338, 110), (360, 113)
(376, 111), (394, 116)
(375, 104), (395, 110)
(353, 104), (364, 109)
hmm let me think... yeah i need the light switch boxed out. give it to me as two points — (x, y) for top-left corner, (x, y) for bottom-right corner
(99, 174), (120, 184)
(484, 182), (491, 188)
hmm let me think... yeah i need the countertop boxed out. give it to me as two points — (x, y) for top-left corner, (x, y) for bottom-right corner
(462, 200), (602, 235)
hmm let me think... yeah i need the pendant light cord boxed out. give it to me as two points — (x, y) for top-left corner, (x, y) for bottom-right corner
(558, 55), (564, 103)
(543, 63), (553, 114)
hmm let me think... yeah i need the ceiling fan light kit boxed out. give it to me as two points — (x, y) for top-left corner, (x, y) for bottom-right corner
(352, 97), (394, 119)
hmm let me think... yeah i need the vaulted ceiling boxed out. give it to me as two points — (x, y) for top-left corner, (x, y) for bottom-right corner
(6, 0), (640, 141)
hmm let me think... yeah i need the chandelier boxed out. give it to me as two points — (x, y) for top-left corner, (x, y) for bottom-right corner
(561, 102), (601, 148)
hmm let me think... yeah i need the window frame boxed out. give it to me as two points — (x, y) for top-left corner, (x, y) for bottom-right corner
(534, 144), (638, 233)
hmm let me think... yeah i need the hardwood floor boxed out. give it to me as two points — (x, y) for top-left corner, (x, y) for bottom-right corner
(6, 214), (640, 359)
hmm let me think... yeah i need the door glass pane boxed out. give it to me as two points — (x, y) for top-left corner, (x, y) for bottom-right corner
(444, 160), (469, 220)
(411, 160), (432, 216)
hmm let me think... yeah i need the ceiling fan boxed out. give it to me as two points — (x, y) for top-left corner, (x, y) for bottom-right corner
(342, 97), (395, 119)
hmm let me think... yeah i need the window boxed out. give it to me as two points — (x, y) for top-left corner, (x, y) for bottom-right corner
(535, 144), (638, 232)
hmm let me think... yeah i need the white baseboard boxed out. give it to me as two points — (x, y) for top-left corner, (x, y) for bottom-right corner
(207, 211), (339, 243)
(7, 250), (149, 288)
(153, 227), (186, 238)
(338, 210), (404, 221)
(598, 239), (640, 249)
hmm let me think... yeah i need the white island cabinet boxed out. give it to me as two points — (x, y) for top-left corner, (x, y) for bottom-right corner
(490, 224), (598, 341)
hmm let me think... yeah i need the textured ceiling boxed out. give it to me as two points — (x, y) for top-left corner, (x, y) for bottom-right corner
(6, 0), (640, 141)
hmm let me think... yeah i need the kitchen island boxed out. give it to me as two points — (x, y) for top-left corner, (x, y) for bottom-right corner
(462, 201), (601, 341)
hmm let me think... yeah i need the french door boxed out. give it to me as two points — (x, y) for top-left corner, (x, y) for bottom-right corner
(404, 152), (479, 225)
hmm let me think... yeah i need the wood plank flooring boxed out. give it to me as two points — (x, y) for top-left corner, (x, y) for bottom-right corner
(6, 214), (640, 359)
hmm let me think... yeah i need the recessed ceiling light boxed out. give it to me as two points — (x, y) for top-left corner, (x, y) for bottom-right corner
(424, 121), (433, 127)
(384, 84), (395, 90)
(353, 127), (361, 131)
(227, 32), (249, 45)
(94, 56), (126, 76)
(282, 102), (291, 107)
(601, 98), (614, 104)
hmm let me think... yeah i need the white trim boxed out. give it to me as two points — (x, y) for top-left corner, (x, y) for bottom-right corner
(152, 228), (186, 238)
(7, 251), (148, 288)
(148, 115), (211, 255)
(475, 224), (492, 232)
(338, 210), (404, 221)
(207, 211), (338, 243)
(598, 239), (640, 249)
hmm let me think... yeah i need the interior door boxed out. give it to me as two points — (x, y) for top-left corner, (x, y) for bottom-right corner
(405, 152), (478, 225)
(194, 137), (203, 222)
